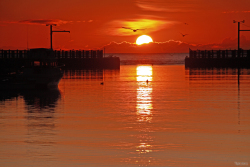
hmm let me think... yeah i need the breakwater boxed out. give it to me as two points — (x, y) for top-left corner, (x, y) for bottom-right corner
(185, 49), (250, 68)
(0, 49), (120, 70)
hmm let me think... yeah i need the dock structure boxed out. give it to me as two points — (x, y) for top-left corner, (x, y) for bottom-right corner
(185, 49), (250, 68)
(0, 49), (120, 70)
(54, 50), (120, 69)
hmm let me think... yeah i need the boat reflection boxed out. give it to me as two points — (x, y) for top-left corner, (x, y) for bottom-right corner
(0, 88), (61, 159)
(0, 88), (61, 107)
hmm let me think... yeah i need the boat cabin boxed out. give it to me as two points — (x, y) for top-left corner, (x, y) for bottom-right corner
(27, 48), (58, 67)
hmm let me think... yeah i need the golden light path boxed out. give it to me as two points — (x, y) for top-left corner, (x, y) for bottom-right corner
(136, 65), (153, 158)
(136, 35), (153, 45)
(136, 65), (153, 120)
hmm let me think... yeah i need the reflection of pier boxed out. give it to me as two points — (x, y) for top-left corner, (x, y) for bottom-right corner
(62, 69), (120, 80)
(186, 68), (250, 82)
(186, 68), (250, 76)
(185, 49), (250, 68)
(0, 49), (120, 70)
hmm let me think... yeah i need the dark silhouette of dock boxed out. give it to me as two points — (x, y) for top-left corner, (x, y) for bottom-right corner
(0, 49), (120, 71)
(185, 49), (250, 68)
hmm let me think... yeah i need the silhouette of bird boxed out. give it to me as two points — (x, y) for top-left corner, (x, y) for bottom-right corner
(184, 22), (189, 25)
(122, 27), (145, 32)
(180, 33), (188, 37)
(100, 82), (104, 85)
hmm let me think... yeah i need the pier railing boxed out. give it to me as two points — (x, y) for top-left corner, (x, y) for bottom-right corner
(186, 49), (250, 68)
(188, 49), (250, 59)
(54, 50), (104, 59)
(0, 49), (104, 59)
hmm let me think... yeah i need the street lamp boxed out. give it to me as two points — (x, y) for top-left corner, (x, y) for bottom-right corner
(233, 20), (245, 56)
(46, 24), (70, 50)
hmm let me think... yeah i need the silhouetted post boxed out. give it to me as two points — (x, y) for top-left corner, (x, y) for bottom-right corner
(208, 51), (211, 58)
(65, 51), (68, 58)
(238, 22), (240, 57)
(82, 50), (85, 58)
(233, 20), (248, 58)
(86, 51), (89, 58)
(46, 24), (70, 50)
(222, 50), (225, 58)
(104, 48), (105, 58)
(62, 50), (64, 58)
(232, 50), (236, 58)
(217, 50), (220, 58)
(18, 50), (22, 58)
(4, 50), (7, 59)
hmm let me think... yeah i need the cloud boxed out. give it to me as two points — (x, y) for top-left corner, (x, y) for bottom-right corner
(102, 36), (250, 53)
(1, 19), (94, 25)
(103, 40), (192, 53)
(18, 19), (71, 25)
(107, 18), (174, 36)
(222, 11), (250, 14)
(136, 0), (196, 12)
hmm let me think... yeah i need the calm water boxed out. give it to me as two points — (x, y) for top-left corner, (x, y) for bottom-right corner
(0, 54), (250, 167)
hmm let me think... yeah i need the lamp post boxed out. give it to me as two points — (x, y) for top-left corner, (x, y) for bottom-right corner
(233, 20), (250, 86)
(46, 24), (70, 50)
(233, 20), (245, 57)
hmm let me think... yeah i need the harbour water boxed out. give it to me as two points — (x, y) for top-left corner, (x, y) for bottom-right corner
(0, 53), (250, 167)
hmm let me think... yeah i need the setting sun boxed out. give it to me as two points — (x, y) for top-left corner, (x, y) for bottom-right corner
(136, 35), (153, 45)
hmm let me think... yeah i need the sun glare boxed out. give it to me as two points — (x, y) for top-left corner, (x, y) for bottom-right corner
(136, 66), (152, 82)
(136, 35), (153, 45)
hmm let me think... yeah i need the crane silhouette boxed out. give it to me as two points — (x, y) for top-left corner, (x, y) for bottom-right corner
(122, 27), (145, 32)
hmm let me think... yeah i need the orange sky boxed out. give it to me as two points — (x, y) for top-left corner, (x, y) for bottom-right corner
(1, 0), (250, 53)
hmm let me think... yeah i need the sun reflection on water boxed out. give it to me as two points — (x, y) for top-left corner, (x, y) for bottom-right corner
(136, 65), (153, 122)
(136, 66), (152, 82)
(134, 65), (153, 165)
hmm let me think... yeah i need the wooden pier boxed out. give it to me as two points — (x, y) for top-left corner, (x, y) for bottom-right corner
(185, 49), (250, 68)
(0, 49), (120, 70)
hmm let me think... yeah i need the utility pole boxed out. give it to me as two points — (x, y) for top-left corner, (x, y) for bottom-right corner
(233, 20), (250, 57)
(233, 20), (250, 87)
(46, 24), (70, 50)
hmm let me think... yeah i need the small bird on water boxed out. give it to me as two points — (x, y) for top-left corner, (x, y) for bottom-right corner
(122, 27), (146, 32)
(100, 82), (104, 85)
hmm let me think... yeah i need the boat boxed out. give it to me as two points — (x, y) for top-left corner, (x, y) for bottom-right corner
(0, 48), (64, 89)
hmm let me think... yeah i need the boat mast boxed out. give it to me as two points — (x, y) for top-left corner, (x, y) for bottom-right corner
(46, 24), (70, 50)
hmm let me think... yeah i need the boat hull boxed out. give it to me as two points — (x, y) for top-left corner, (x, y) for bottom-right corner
(0, 67), (64, 89)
